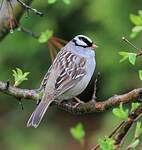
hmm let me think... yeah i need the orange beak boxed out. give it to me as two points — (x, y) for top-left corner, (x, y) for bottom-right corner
(92, 44), (98, 50)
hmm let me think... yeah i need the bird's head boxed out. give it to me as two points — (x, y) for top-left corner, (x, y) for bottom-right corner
(72, 35), (97, 50)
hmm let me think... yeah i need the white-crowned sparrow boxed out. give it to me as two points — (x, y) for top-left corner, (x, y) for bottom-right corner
(27, 35), (97, 128)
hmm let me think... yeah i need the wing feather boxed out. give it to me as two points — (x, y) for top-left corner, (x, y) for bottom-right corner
(39, 48), (87, 97)
(53, 49), (87, 96)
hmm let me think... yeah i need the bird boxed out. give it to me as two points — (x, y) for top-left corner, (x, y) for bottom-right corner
(27, 35), (97, 128)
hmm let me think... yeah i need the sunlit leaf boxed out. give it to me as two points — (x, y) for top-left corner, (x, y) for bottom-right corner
(48, 0), (57, 4)
(130, 31), (139, 39)
(70, 123), (85, 143)
(130, 14), (142, 25)
(38, 29), (53, 43)
(138, 70), (142, 80)
(127, 139), (140, 149)
(135, 122), (142, 138)
(12, 68), (30, 87)
(138, 10), (142, 19)
(132, 26), (142, 33)
(118, 52), (136, 65)
(131, 102), (140, 111)
(118, 52), (129, 63)
(112, 103), (128, 120)
(98, 136), (115, 150)
(62, 0), (70, 5)
(128, 53), (136, 65)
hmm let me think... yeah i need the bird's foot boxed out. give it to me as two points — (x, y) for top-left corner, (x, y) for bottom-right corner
(72, 97), (84, 108)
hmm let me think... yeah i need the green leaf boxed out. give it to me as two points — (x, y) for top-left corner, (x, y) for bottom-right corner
(131, 102), (140, 111)
(135, 122), (142, 138)
(132, 26), (142, 33)
(48, 0), (57, 4)
(98, 136), (115, 150)
(138, 10), (142, 19)
(70, 123), (85, 143)
(128, 53), (136, 65)
(112, 103), (128, 120)
(138, 70), (142, 80)
(130, 14), (142, 25)
(130, 31), (139, 39)
(118, 52), (129, 63)
(127, 139), (140, 149)
(62, 0), (70, 5)
(12, 68), (30, 87)
(38, 29), (53, 43)
(119, 52), (136, 65)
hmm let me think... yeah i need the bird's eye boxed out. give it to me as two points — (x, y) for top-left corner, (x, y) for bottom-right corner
(78, 37), (93, 47)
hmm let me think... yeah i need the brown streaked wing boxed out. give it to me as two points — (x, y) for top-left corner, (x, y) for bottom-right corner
(39, 66), (52, 90)
(54, 49), (87, 97)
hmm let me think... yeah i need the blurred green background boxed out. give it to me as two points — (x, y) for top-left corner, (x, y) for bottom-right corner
(0, 0), (142, 150)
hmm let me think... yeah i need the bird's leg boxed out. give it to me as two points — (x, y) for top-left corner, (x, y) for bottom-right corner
(57, 99), (72, 107)
(72, 97), (84, 108)
(74, 97), (84, 103)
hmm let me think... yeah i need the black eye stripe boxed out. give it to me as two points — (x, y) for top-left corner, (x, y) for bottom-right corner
(72, 39), (88, 48)
(78, 37), (93, 47)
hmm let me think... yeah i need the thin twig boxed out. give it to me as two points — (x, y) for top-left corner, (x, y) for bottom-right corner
(52, 36), (68, 44)
(91, 121), (125, 150)
(51, 38), (64, 49)
(47, 42), (56, 62)
(48, 39), (58, 58)
(92, 72), (100, 101)
(114, 103), (142, 148)
(0, 0), (33, 40)
(18, 26), (39, 39)
(17, 0), (43, 16)
(122, 37), (142, 57)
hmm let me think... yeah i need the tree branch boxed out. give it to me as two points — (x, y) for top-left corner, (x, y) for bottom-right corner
(0, 0), (33, 41)
(114, 103), (142, 148)
(0, 80), (142, 114)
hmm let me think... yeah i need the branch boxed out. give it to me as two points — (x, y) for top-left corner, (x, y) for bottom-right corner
(122, 37), (142, 57)
(0, 81), (39, 100)
(91, 104), (142, 150)
(0, 0), (33, 41)
(0, 80), (142, 114)
(114, 103), (142, 148)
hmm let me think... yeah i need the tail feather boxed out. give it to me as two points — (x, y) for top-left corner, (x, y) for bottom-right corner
(27, 100), (52, 128)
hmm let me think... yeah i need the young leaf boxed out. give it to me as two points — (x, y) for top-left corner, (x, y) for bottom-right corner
(131, 102), (140, 111)
(138, 70), (142, 80)
(132, 26), (142, 33)
(38, 29), (53, 43)
(130, 31), (139, 39)
(98, 136), (115, 150)
(112, 103), (128, 120)
(135, 122), (142, 138)
(70, 123), (85, 143)
(138, 10), (142, 19)
(12, 68), (30, 87)
(130, 14), (142, 25)
(118, 52), (129, 63)
(127, 139), (140, 149)
(48, 0), (57, 4)
(128, 53), (136, 65)
(62, 0), (70, 5)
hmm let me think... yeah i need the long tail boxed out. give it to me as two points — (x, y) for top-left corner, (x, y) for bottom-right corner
(27, 100), (53, 128)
